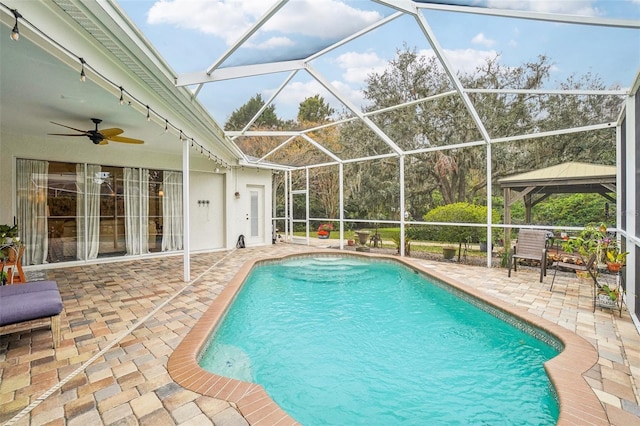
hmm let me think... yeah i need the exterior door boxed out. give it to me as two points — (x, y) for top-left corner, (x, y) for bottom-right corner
(247, 186), (264, 245)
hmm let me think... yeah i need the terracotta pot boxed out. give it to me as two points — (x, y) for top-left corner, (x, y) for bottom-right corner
(607, 262), (622, 273)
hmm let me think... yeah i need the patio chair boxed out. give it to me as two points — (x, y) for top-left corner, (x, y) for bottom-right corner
(550, 253), (597, 291)
(550, 254), (608, 314)
(507, 229), (549, 283)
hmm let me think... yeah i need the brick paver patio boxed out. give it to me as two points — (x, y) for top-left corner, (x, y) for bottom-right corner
(1, 243), (639, 425)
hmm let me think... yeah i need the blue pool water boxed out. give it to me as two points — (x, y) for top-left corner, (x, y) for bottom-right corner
(200, 256), (560, 425)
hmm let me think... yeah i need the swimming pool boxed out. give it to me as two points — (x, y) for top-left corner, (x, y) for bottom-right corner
(199, 256), (560, 424)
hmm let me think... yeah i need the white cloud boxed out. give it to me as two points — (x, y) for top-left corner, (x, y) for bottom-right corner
(147, 0), (270, 45)
(485, 0), (601, 17)
(334, 51), (388, 84)
(147, 0), (382, 46)
(245, 37), (295, 50)
(264, 0), (382, 39)
(419, 48), (498, 75)
(471, 33), (496, 47)
(267, 80), (325, 107)
(264, 79), (365, 118)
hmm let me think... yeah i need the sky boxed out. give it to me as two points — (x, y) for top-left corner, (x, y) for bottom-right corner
(118, 0), (640, 124)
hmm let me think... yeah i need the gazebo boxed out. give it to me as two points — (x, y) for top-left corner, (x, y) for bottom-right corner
(499, 161), (616, 245)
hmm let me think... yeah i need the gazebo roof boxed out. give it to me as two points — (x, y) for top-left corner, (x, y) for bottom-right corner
(498, 162), (616, 191)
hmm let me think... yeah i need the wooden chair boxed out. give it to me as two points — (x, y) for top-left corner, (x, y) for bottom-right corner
(4, 246), (26, 284)
(507, 229), (549, 283)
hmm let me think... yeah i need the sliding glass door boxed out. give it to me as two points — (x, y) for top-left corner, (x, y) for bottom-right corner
(16, 160), (182, 265)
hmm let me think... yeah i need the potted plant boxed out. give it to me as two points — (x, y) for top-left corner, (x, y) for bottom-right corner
(0, 270), (7, 286)
(390, 232), (411, 255)
(561, 223), (607, 264)
(0, 224), (19, 244)
(317, 223), (334, 239)
(598, 284), (619, 307)
(347, 233), (355, 246)
(605, 249), (628, 273)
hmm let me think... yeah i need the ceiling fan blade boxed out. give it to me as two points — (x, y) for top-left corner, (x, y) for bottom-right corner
(107, 135), (144, 144)
(48, 133), (89, 137)
(98, 140), (109, 145)
(50, 121), (87, 133)
(99, 128), (124, 138)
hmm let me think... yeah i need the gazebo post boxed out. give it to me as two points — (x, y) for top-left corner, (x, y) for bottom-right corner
(504, 187), (512, 252)
(525, 192), (532, 224)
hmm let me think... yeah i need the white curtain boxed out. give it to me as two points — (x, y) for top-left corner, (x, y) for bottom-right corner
(77, 164), (101, 259)
(124, 168), (149, 255)
(162, 171), (183, 251)
(16, 159), (49, 265)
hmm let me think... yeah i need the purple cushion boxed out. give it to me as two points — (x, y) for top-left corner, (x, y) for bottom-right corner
(0, 283), (63, 326)
(0, 281), (58, 297)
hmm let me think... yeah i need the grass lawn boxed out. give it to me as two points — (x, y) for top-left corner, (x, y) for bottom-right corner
(293, 228), (490, 257)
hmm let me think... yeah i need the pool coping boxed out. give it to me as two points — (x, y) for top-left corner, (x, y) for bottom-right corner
(167, 250), (608, 425)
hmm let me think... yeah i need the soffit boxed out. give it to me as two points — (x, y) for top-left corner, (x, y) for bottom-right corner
(49, 0), (241, 160)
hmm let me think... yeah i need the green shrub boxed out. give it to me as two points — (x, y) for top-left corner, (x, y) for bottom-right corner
(423, 203), (500, 244)
(406, 225), (429, 241)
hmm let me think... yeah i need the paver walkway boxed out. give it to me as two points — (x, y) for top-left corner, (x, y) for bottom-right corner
(1, 243), (639, 425)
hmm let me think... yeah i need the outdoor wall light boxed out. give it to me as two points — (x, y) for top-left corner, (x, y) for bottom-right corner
(119, 86), (124, 105)
(10, 9), (21, 41)
(79, 58), (86, 82)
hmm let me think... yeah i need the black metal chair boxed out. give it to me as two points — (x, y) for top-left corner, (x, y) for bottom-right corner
(550, 253), (597, 291)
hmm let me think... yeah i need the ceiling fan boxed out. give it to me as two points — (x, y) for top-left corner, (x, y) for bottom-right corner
(49, 118), (144, 145)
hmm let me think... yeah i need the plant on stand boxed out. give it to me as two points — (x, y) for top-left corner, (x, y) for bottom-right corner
(598, 284), (620, 308)
(561, 223), (607, 265)
(605, 249), (627, 273)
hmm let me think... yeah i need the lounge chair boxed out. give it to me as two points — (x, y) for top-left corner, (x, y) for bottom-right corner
(0, 281), (63, 347)
(507, 229), (549, 283)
